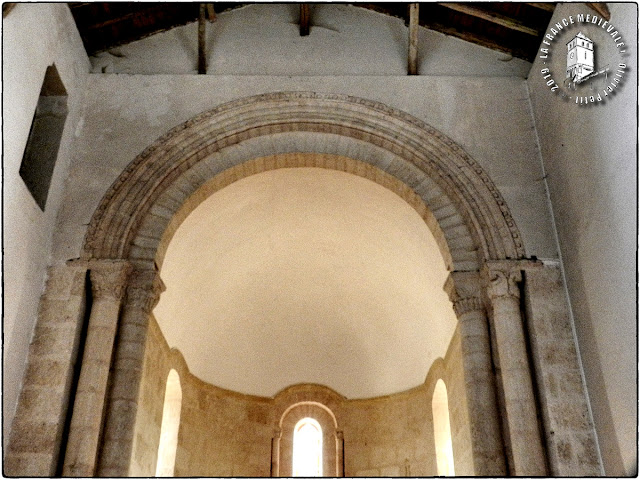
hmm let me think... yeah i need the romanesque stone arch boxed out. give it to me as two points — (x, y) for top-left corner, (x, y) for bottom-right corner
(77, 92), (536, 477)
(82, 92), (525, 271)
(6, 94), (602, 479)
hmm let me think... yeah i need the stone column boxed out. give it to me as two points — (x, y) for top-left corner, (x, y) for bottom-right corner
(444, 271), (506, 476)
(335, 430), (344, 477)
(97, 268), (165, 476)
(484, 260), (546, 476)
(271, 428), (282, 477)
(63, 260), (132, 477)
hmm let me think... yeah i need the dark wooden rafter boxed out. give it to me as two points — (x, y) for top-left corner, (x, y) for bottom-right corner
(3, 3), (17, 17)
(438, 3), (539, 36)
(300, 4), (310, 36)
(526, 2), (556, 12)
(585, 3), (610, 20)
(68, 3), (557, 62)
(198, 3), (206, 74)
(408, 3), (419, 75)
(206, 3), (216, 22)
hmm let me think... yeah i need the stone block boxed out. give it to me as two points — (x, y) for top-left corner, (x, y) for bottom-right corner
(30, 323), (78, 357)
(380, 464), (401, 476)
(24, 358), (73, 388)
(8, 420), (60, 453)
(15, 386), (65, 421)
(4, 452), (56, 477)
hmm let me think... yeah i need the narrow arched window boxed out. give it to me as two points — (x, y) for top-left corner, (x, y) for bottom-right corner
(156, 369), (182, 477)
(292, 417), (323, 477)
(432, 379), (455, 476)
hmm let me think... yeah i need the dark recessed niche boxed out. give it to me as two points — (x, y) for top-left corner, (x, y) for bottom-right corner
(19, 64), (68, 211)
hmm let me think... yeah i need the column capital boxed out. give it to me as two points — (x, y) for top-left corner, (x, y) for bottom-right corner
(126, 268), (166, 313)
(444, 271), (484, 317)
(483, 260), (526, 300)
(89, 260), (132, 301)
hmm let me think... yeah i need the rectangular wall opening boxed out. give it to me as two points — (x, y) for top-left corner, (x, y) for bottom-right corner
(19, 63), (68, 211)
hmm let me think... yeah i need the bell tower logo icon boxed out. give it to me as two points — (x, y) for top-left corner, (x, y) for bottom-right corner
(566, 32), (595, 83)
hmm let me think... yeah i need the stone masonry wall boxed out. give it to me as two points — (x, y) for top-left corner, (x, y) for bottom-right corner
(129, 316), (172, 476)
(175, 376), (274, 476)
(442, 324), (474, 475)
(343, 387), (435, 476)
(129, 322), (470, 477)
(523, 264), (601, 476)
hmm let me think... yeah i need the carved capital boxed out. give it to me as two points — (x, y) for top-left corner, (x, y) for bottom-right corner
(452, 296), (485, 317)
(126, 268), (166, 313)
(89, 260), (132, 301)
(273, 428), (282, 439)
(444, 271), (485, 318)
(484, 261), (522, 300)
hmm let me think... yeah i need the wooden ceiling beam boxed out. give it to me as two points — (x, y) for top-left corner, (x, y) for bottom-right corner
(408, 3), (419, 75)
(438, 3), (540, 36)
(586, 3), (610, 20)
(2, 3), (16, 17)
(526, 3), (556, 13)
(300, 4), (310, 36)
(206, 3), (216, 22)
(198, 4), (206, 74)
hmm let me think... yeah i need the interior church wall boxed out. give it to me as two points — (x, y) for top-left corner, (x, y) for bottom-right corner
(6, 4), (628, 475)
(51, 75), (558, 268)
(130, 316), (473, 477)
(175, 372), (275, 477)
(129, 317), (172, 476)
(89, 4), (532, 77)
(527, 3), (637, 475)
(2, 3), (90, 448)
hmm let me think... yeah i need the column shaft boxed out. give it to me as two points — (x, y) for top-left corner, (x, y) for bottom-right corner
(63, 260), (131, 477)
(486, 263), (546, 475)
(98, 268), (165, 476)
(445, 272), (505, 475)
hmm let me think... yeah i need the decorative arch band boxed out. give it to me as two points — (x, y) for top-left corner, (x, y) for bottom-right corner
(82, 92), (525, 270)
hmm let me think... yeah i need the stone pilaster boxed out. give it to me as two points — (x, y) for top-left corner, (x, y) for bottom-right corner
(97, 267), (165, 477)
(62, 260), (132, 477)
(5, 262), (89, 476)
(522, 264), (602, 475)
(444, 271), (506, 476)
(484, 260), (547, 476)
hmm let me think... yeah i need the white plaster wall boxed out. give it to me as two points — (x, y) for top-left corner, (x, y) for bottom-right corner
(527, 3), (637, 475)
(52, 74), (557, 265)
(90, 4), (531, 77)
(2, 3), (90, 448)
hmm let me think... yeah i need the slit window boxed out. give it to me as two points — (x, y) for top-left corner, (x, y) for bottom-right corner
(292, 417), (323, 477)
(156, 369), (182, 477)
(432, 379), (455, 476)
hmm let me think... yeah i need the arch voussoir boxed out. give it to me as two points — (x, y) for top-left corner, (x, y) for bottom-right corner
(83, 92), (525, 269)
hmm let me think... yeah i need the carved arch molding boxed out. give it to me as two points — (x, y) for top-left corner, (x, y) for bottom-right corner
(82, 91), (525, 270)
(81, 92), (539, 476)
(6, 93), (602, 478)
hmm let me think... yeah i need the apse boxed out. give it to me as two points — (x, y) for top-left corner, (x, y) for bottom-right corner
(154, 165), (458, 398)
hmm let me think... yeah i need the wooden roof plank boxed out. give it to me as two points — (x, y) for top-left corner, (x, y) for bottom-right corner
(526, 3), (556, 13)
(438, 3), (540, 36)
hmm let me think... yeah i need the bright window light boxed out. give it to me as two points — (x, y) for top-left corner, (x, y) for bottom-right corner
(292, 417), (323, 477)
(156, 369), (182, 477)
(432, 379), (455, 476)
